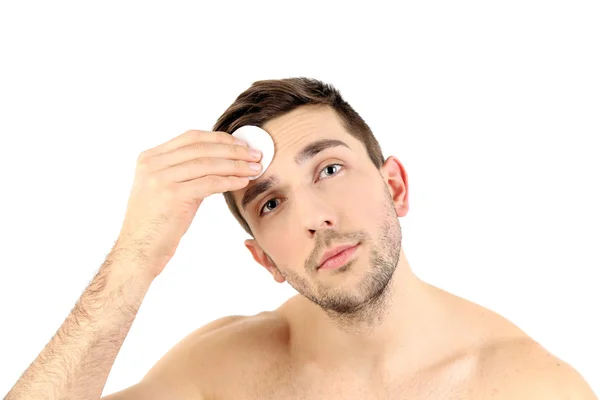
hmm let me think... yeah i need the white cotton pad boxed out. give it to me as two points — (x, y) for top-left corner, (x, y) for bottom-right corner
(232, 125), (275, 180)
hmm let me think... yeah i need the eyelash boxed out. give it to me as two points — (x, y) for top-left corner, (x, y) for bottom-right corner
(258, 163), (344, 217)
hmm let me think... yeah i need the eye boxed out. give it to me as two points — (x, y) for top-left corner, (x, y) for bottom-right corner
(258, 163), (344, 217)
(318, 163), (342, 179)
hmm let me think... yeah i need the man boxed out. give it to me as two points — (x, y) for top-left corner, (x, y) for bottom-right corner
(6, 77), (596, 399)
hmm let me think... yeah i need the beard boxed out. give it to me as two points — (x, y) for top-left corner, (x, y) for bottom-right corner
(267, 182), (403, 332)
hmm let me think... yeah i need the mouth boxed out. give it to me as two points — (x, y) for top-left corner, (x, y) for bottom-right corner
(317, 243), (360, 271)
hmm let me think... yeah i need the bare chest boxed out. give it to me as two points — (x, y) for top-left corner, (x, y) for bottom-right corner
(205, 357), (483, 400)
(247, 376), (473, 399)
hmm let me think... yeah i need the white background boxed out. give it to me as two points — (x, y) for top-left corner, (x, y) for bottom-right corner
(0, 1), (598, 397)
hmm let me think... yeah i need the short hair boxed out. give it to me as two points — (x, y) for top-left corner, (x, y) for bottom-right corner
(213, 77), (385, 237)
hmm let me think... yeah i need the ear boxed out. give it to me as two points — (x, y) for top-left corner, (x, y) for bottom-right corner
(244, 239), (286, 283)
(380, 156), (409, 217)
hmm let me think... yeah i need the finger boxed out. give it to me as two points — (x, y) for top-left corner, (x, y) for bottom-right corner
(159, 157), (262, 183)
(143, 130), (244, 158)
(183, 175), (250, 200)
(150, 141), (261, 171)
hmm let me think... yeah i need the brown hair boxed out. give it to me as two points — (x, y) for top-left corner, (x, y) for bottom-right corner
(212, 77), (385, 237)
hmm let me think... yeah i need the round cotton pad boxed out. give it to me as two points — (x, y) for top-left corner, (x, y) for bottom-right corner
(231, 125), (275, 180)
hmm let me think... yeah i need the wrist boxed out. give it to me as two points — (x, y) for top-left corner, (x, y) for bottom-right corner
(103, 246), (158, 288)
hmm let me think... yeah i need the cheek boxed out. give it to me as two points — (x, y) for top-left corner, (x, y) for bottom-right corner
(333, 172), (377, 209)
(260, 223), (299, 262)
(343, 183), (377, 218)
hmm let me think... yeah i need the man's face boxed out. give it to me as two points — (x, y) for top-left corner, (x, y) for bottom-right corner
(231, 105), (408, 314)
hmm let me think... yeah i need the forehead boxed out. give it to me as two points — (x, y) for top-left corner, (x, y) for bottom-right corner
(263, 105), (350, 150)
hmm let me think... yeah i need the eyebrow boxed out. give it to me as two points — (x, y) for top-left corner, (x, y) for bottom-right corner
(240, 139), (351, 212)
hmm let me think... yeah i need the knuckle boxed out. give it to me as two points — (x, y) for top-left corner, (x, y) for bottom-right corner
(224, 175), (238, 187)
(217, 131), (233, 143)
(194, 141), (206, 151)
(206, 175), (220, 186)
(137, 151), (152, 165)
(194, 157), (209, 167)
(137, 157), (152, 173)
(196, 130), (209, 139)
(183, 129), (204, 142)
(163, 184), (179, 200)
(232, 159), (244, 170)
(186, 129), (203, 138)
(146, 174), (163, 190)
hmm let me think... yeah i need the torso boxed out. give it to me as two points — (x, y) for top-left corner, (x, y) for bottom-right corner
(185, 285), (548, 399)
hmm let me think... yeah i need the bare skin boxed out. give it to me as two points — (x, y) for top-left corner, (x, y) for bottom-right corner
(6, 106), (596, 399)
(103, 251), (594, 400)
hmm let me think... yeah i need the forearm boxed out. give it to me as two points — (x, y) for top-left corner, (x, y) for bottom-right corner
(5, 247), (155, 400)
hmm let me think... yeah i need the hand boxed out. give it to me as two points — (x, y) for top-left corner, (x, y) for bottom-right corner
(115, 130), (262, 278)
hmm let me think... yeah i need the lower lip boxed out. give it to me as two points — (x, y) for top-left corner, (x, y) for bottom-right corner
(318, 244), (360, 270)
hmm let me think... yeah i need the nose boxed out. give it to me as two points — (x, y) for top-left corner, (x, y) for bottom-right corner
(296, 188), (338, 239)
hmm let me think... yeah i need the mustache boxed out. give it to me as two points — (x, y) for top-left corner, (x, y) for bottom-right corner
(306, 229), (368, 270)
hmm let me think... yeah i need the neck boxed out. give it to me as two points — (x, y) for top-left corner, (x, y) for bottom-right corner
(285, 249), (448, 376)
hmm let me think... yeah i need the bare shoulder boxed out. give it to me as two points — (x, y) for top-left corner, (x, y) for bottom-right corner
(146, 311), (286, 373)
(136, 312), (285, 398)
(476, 337), (597, 399)
(433, 287), (596, 399)
(186, 310), (290, 364)
(142, 313), (250, 375)
(181, 311), (290, 398)
(101, 314), (259, 399)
